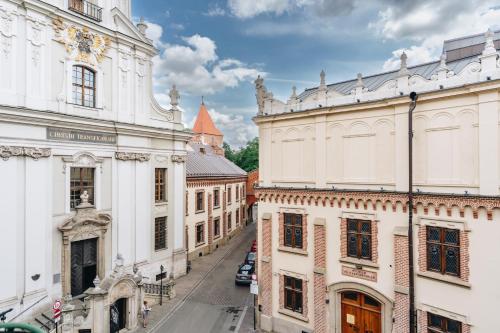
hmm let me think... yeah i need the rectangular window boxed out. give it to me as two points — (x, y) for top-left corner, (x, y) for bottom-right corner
(185, 191), (188, 216)
(155, 168), (166, 203)
(70, 167), (95, 209)
(236, 208), (240, 225)
(154, 217), (167, 251)
(196, 223), (205, 244)
(236, 185), (239, 201)
(228, 212), (232, 230)
(284, 213), (303, 249)
(213, 188), (220, 208)
(214, 217), (221, 238)
(196, 191), (204, 212)
(227, 186), (232, 204)
(428, 313), (462, 333)
(426, 226), (460, 276)
(284, 276), (303, 314)
(347, 219), (372, 260)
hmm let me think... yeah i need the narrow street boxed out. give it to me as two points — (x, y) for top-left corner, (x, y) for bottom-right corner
(152, 225), (257, 333)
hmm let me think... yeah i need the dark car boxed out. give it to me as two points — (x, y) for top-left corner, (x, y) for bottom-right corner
(235, 263), (255, 285)
(245, 251), (256, 265)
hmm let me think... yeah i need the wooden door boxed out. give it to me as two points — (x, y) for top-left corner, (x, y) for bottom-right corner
(71, 238), (97, 296)
(341, 292), (381, 333)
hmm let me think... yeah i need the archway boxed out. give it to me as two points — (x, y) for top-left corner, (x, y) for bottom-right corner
(328, 282), (393, 333)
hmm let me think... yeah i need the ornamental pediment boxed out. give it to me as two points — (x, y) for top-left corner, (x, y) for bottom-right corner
(59, 193), (111, 232)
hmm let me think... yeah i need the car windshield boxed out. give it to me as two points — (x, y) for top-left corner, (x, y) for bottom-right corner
(240, 264), (252, 271)
(247, 253), (256, 260)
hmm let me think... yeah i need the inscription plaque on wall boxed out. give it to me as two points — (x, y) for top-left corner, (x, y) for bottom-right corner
(47, 127), (117, 144)
(341, 265), (377, 282)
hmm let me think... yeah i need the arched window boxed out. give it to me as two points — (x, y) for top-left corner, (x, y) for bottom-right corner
(72, 65), (96, 108)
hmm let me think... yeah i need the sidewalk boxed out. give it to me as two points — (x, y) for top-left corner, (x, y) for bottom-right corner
(133, 224), (257, 333)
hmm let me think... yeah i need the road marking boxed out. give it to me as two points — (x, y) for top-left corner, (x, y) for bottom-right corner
(235, 306), (247, 333)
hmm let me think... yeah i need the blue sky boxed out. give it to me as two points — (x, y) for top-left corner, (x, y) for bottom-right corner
(132, 0), (500, 148)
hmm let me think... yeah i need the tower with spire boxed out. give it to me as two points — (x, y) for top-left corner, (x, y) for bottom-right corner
(192, 99), (224, 148)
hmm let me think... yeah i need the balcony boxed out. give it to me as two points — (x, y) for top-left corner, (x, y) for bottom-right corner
(69, 0), (103, 22)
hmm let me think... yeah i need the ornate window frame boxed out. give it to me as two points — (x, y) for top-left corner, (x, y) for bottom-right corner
(340, 211), (379, 269)
(63, 152), (103, 214)
(64, 60), (104, 111)
(278, 207), (308, 256)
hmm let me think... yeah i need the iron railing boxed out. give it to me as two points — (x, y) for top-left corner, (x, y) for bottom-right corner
(69, 0), (103, 22)
(143, 281), (175, 297)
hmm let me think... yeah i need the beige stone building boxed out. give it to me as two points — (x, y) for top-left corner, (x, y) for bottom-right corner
(254, 31), (500, 333)
(185, 102), (248, 260)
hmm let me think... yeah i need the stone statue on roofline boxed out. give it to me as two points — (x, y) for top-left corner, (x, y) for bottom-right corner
(169, 84), (180, 111)
(255, 75), (267, 115)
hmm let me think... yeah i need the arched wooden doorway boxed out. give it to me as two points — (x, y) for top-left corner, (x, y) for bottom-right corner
(341, 291), (381, 333)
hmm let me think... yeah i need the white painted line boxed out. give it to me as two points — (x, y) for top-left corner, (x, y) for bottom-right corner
(235, 306), (248, 333)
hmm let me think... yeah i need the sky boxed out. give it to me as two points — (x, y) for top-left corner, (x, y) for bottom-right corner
(131, 0), (500, 148)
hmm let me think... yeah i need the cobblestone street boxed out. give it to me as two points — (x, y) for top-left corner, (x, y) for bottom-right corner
(135, 223), (258, 333)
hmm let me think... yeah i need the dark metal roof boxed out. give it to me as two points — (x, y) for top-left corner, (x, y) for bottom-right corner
(186, 143), (247, 178)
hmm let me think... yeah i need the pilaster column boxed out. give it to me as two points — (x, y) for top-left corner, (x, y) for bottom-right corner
(313, 218), (327, 333)
(478, 91), (499, 195)
(393, 227), (410, 333)
(208, 193), (213, 252)
(259, 213), (273, 332)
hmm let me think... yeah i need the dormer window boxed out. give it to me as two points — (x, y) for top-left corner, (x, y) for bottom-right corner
(69, 0), (103, 22)
(72, 65), (96, 108)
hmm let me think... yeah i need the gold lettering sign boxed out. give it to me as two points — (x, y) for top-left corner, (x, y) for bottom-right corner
(341, 265), (377, 282)
(47, 128), (116, 144)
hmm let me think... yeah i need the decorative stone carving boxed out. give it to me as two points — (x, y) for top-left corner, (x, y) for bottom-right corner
(52, 17), (110, 65)
(169, 84), (180, 110)
(171, 154), (187, 163)
(0, 146), (51, 161)
(115, 152), (151, 162)
(136, 17), (148, 36)
(483, 29), (496, 56)
(398, 52), (410, 76)
(255, 75), (268, 115)
(319, 70), (326, 91)
(355, 73), (364, 88)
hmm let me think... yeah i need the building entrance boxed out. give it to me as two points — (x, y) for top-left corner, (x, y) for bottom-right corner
(341, 291), (381, 333)
(71, 238), (98, 296)
(110, 298), (127, 333)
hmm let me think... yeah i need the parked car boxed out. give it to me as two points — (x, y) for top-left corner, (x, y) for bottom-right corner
(245, 251), (256, 265)
(235, 263), (255, 285)
(250, 240), (257, 252)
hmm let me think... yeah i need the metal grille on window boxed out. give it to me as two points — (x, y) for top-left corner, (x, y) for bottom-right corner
(346, 219), (372, 260)
(428, 313), (462, 333)
(426, 226), (460, 276)
(70, 167), (95, 209)
(154, 217), (167, 250)
(283, 213), (303, 249)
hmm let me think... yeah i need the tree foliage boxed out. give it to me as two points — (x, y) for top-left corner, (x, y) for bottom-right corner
(223, 138), (258, 172)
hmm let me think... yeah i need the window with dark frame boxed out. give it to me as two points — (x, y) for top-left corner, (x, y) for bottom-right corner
(214, 188), (220, 208)
(283, 213), (303, 249)
(428, 313), (462, 333)
(154, 217), (167, 251)
(214, 217), (220, 237)
(196, 191), (204, 212)
(70, 167), (95, 209)
(426, 226), (460, 276)
(72, 65), (96, 108)
(236, 185), (239, 200)
(155, 168), (166, 203)
(228, 212), (232, 230)
(236, 208), (240, 225)
(185, 191), (188, 216)
(284, 276), (303, 314)
(227, 186), (232, 203)
(347, 219), (372, 260)
(196, 223), (204, 244)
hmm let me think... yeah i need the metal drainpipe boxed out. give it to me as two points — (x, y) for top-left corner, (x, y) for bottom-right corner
(408, 91), (418, 333)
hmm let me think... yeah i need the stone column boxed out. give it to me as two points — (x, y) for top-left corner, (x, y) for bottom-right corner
(313, 218), (327, 333)
(259, 213), (273, 332)
(393, 227), (409, 333)
(208, 193), (213, 253)
(171, 155), (187, 278)
(222, 190), (227, 238)
(478, 91), (499, 195)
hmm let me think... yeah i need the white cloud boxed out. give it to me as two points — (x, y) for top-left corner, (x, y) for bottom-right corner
(153, 34), (263, 96)
(208, 108), (258, 147)
(373, 1), (500, 70)
(205, 4), (227, 17)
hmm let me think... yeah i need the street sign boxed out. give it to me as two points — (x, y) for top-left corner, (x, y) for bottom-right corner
(53, 300), (62, 322)
(250, 281), (258, 295)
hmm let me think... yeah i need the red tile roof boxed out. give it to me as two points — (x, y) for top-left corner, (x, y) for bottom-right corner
(192, 102), (222, 136)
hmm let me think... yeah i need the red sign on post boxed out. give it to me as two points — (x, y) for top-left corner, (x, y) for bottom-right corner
(53, 299), (62, 322)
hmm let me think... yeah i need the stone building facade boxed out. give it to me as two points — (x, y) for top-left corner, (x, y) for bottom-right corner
(0, 0), (190, 329)
(254, 30), (500, 333)
(185, 102), (248, 260)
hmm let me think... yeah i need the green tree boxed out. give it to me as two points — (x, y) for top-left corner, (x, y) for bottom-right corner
(224, 138), (258, 172)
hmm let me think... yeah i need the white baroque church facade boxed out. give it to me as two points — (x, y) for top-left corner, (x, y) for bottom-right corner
(0, 0), (190, 328)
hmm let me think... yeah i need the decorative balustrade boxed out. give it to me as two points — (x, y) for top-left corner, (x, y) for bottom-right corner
(69, 0), (103, 22)
(143, 281), (175, 298)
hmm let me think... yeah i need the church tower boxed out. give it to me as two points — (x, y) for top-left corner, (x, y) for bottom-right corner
(192, 100), (224, 147)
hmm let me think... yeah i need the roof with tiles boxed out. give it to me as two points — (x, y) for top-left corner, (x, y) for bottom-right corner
(298, 30), (500, 101)
(192, 102), (223, 136)
(186, 143), (246, 178)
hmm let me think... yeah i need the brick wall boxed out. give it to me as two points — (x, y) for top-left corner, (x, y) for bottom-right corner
(260, 214), (273, 316)
(394, 234), (409, 333)
(208, 193), (213, 248)
(417, 310), (471, 333)
(313, 222), (326, 333)
(417, 225), (426, 274)
(222, 191), (227, 237)
(340, 218), (347, 258)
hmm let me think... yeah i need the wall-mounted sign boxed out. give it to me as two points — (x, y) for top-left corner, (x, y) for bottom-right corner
(341, 265), (377, 282)
(47, 127), (117, 144)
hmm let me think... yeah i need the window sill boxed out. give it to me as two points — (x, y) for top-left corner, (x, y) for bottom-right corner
(195, 242), (206, 248)
(278, 246), (308, 256)
(214, 206), (220, 210)
(417, 271), (471, 288)
(340, 257), (379, 269)
(68, 103), (102, 111)
(195, 210), (205, 214)
(155, 201), (168, 206)
(214, 234), (221, 240)
(154, 247), (168, 252)
(278, 308), (308, 323)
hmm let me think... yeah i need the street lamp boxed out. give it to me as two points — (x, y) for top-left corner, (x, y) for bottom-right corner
(160, 265), (164, 306)
(408, 91), (418, 333)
